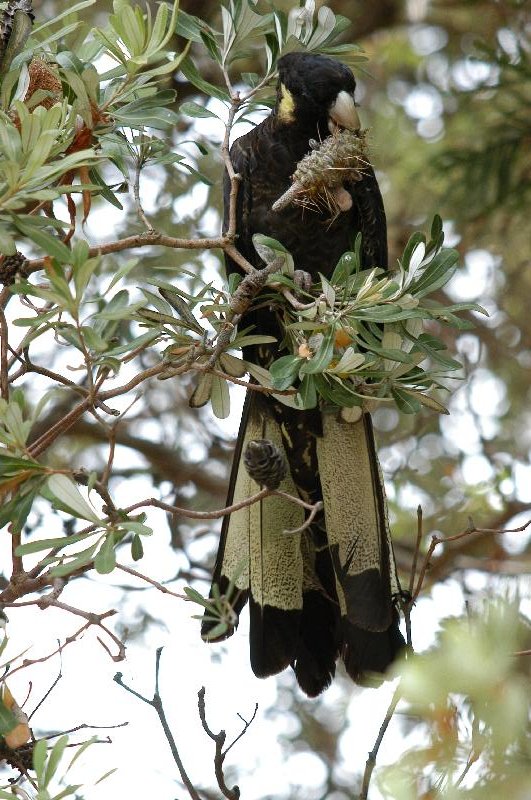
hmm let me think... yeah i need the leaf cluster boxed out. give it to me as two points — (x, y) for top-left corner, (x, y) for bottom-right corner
(253, 217), (487, 416)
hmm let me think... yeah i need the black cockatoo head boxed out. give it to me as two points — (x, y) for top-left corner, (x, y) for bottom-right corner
(275, 52), (360, 133)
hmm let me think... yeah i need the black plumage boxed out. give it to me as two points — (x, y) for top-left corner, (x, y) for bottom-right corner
(202, 52), (405, 695)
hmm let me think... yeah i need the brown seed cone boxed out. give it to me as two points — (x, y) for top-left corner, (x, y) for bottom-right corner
(243, 439), (288, 490)
(25, 58), (62, 107)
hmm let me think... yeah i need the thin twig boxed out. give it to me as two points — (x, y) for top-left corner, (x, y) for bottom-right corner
(8, 621), (90, 681)
(198, 687), (240, 800)
(21, 231), (254, 279)
(358, 683), (402, 800)
(0, 306), (9, 399)
(115, 563), (184, 599)
(114, 649), (203, 800)
(133, 137), (153, 232)
(283, 500), (323, 535)
(224, 704), (258, 757)
(412, 516), (531, 602)
(30, 598), (126, 662)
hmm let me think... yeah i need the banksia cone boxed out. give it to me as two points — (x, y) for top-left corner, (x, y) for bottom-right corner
(0, 251), (27, 284)
(25, 58), (62, 108)
(272, 129), (369, 217)
(244, 439), (288, 490)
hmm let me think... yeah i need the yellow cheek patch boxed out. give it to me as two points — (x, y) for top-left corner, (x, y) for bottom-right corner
(278, 83), (295, 122)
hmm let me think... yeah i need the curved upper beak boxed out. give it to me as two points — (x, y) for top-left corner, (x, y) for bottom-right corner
(328, 90), (361, 132)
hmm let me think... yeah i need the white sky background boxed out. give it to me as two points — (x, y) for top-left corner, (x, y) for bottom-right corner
(2, 23), (530, 800)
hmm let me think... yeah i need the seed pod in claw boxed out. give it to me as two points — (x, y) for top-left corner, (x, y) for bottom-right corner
(272, 129), (370, 218)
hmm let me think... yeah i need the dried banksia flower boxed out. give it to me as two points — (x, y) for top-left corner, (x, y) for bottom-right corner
(244, 439), (288, 490)
(272, 129), (369, 217)
(0, 252), (28, 285)
(25, 58), (63, 107)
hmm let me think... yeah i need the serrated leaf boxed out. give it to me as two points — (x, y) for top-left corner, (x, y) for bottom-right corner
(180, 56), (229, 101)
(47, 475), (101, 523)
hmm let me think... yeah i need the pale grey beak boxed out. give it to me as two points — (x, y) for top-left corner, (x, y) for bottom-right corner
(328, 90), (361, 132)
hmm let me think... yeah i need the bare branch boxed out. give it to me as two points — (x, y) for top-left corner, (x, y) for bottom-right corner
(198, 686), (240, 800)
(115, 649), (203, 800)
(358, 683), (402, 800)
(412, 516), (531, 602)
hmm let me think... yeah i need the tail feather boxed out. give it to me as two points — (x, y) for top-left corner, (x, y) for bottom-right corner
(202, 393), (405, 693)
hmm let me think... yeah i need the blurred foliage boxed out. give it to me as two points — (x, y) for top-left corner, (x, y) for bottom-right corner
(379, 601), (531, 799)
(0, 0), (530, 797)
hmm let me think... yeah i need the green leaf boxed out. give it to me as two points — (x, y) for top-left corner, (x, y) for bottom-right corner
(189, 372), (213, 408)
(295, 374), (317, 409)
(94, 533), (116, 574)
(131, 533), (143, 561)
(49, 543), (98, 577)
(119, 521), (152, 536)
(113, 105), (180, 129)
(179, 101), (218, 119)
(0, 453), (44, 477)
(14, 221), (72, 263)
(158, 287), (204, 333)
(33, 738), (48, 783)
(180, 56), (229, 101)
(219, 352), (247, 378)
(269, 354), (301, 390)
(401, 232), (425, 271)
(0, 695), (18, 736)
(210, 374), (230, 419)
(44, 734), (68, 788)
(300, 328), (335, 374)
(184, 585), (212, 609)
(391, 387), (422, 414)
(330, 251), (356, 285)
(175, 9), (206, 42)
(400, 389), (449, 415)
(47, 475), (101, 523)
(231, 334), (277, 349)
(15, 531), (93, 556)
(411, 248), (459, 298)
